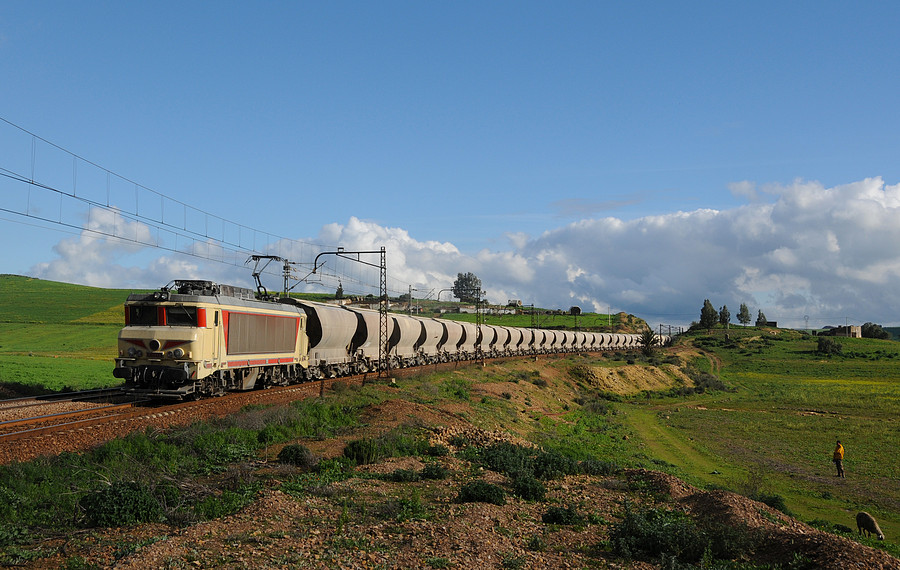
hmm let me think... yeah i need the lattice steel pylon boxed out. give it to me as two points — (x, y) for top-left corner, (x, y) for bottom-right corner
(311, 246), (389, 377)
(378, 246), (388, 377)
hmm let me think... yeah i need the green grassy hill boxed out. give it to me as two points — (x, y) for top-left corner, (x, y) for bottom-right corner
(0, 275), (134, 391)
(0, 274), (135, 324)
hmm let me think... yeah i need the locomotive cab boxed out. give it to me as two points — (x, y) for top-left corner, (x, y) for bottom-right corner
(114, 283), (222, 397)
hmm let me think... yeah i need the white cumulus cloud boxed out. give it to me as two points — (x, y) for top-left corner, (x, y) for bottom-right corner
(30, 178), (900, 329)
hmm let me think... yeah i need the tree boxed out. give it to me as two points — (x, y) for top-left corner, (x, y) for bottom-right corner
(640, 328), (657, 357)
(737, 303), (751, 327)
(755, 310), (768, 327)
(452, 272), (482, 303)
(817, 336), (843, 356)
(700, 299), (718, 331)
(335, 282), (343, 300)
(861, 322), (891, 340)
(719, 305), (730, 328)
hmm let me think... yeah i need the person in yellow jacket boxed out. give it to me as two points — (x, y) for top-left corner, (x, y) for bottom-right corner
(833, 440), (845, 478)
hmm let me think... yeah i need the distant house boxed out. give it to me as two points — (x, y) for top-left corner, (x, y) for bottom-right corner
(819, 325), (862, 338)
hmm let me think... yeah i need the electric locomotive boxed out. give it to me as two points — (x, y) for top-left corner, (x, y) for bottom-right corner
(114, 280), (309, 399)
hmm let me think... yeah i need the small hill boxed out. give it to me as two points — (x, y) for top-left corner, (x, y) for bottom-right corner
(0, 274), (133, 324)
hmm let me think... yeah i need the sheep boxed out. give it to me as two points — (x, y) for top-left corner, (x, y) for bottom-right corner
(856, 511), (885, 540)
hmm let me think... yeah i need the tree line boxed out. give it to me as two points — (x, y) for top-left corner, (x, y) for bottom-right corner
(695, 299), (892, 339)
(698, 299), (766, 331)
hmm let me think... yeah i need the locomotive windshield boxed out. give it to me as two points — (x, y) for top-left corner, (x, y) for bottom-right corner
(167, 306), (198, 326)
(127, 305), (199, 326)
(128, 305), (157, 325)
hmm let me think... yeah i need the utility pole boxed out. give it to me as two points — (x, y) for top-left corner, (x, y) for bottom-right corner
(408, 285), (417, 315)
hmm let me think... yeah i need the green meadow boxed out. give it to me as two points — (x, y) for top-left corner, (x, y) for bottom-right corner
(0, 275), (131, 390)
(620, 326), (900, 543)
(441, 310), (620, 329)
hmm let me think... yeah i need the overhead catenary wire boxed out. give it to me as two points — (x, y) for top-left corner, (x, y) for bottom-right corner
(0, 117), (419, 296)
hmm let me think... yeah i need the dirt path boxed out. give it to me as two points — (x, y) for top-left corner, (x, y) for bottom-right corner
(623, 406), (730, 480)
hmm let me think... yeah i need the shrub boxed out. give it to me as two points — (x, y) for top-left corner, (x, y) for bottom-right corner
(511, 476), (546, 502)
(542, 505), (584, 525)
(378, 492), (428, 522)
(79, 482), (162, 527)
(611, 506), (704, 562)
(457, 481), (506, 505)
(816, 336), (843, 356)
(277, 444), (318, 469)
(448, 435), (470, 447)
(527, 534), (547, 552)
(0, 524), (29, 547)
(610, 505), (759, 564)
(581, 398), (611, 415)
(533, 450), (579, 480)
(384, 469), (421, 483)
(750, 492), (793, 517)
(343, 438), (387, 465)
(420, 464), (450, 480)
(257, 423), (295, 445)
(343, 430), (429, 465)
(478, 442), (534, 480)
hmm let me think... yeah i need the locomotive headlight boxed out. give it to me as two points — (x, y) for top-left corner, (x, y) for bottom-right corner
(173, 348), (185, 358)
(165, 350), (173, 358)
(149, 339), (161, 352)
(127, 346), (138, 357)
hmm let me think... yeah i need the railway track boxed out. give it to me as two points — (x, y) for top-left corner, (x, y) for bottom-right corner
(0, 354), (558, 465)
(0, 369), (386, 464)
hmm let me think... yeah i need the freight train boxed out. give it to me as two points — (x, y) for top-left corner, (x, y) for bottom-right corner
(114, 279), (665, 399)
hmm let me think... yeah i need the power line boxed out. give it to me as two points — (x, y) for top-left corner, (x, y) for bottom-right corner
(0, 117), (412, 296)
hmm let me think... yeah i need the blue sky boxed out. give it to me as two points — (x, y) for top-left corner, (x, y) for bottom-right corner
(3, 2), (900, 328)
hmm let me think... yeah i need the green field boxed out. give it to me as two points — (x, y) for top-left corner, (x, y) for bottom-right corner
(0, 275), (133, 390)
(440, 311), (621, 329)
(617, 327), (900, 541)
